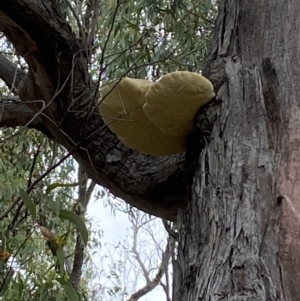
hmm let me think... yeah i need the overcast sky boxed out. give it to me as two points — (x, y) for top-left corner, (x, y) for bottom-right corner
(87, 194), (168, 301)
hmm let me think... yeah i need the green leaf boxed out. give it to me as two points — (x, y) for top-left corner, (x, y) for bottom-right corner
(19, 188), (36, 219)
(125, 18), (139, 31)
(49, 200), (61, 214)
(57, 279), (79, 301)
(0, 268), (14, 297)
(56, 291), (62, 301)
(18, 281), (24, 298)
(56, 246), (65, 278)
(59, 0), (69, 15)
(39, 283), (45, 301)
(59, 209), (88, 245)
(46, 182), (79, 195)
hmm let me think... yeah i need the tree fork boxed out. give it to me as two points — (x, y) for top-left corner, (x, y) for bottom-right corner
(0, 0), (210, 221)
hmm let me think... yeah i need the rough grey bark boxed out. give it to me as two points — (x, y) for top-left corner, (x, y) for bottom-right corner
(174, 0), (300, 300)
(0, 0), (187, 221)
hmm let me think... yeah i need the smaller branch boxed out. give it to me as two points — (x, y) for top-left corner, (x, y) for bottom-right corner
(0, 54), (25, 90)
(27, 144), (41, 188)
(131, 225), (151, 283)
(161, 237), (176, 301)
(126, 237), (173, 301)
(87, 0), (99, 48)
(86, 180), (96, 204)
(0, 98), (42, 127)
(0, 267), (14, 296)
(70, 234), (84, 290)
(160, 281), (172, 301)
(162, 219), (177, 241)
(0, 148), (74, 220)
(99, 0), (120, 68)
(70, 167), (96, 290)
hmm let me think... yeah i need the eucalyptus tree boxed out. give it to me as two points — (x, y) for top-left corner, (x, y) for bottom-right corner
(1, 0), (299, 300)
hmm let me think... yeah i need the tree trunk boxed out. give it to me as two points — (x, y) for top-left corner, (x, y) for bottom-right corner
(174, 0), (300, 300)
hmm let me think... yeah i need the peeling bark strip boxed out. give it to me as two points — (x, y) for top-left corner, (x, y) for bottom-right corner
(0, 0), (194, 221)
(175, 0), (300, 300)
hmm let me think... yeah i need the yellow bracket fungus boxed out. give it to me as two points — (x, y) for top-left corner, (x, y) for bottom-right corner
(99, 71), (215, 156)
(143, 71), (215, 137)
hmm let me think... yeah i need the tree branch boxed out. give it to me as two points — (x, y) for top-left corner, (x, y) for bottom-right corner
(0, 0), (190, 221)
(70, 168), (94, 290)
(0, 54), (25, 90)
(0, 97), (51, 133)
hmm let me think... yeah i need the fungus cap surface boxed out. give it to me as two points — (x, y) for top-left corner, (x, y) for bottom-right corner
(99, 78), (186, 155)
(100, 78), (151, 138)
(143, 71), (215, 137)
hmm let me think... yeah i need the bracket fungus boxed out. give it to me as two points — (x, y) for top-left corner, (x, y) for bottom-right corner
(99, 71), (215, 156)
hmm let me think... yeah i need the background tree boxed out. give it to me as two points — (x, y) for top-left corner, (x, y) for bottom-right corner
(90, 208), (174, 301)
